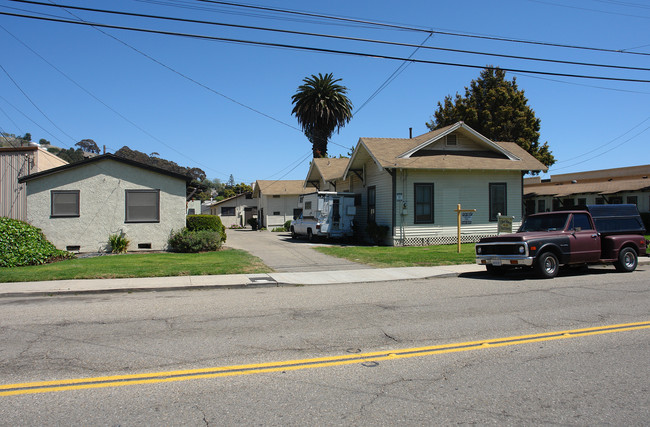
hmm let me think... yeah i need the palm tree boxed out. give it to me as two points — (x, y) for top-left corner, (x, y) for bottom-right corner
(291, 73), (353, 158)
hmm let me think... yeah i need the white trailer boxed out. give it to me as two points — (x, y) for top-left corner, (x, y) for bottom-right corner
(290, 192), (356, 241)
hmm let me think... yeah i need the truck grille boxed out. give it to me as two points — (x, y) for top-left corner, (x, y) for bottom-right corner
(477, 244), (521, 255)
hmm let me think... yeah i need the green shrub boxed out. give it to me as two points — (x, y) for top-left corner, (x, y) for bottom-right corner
(168, 228), (222, 253)
(247, 218), (258, 230)
(0, 217), (74, 268)
(284, 220), (292, 230)
(108, 231), (130, 254)
(187, 214), (226, 243)
(271, 227), (286, 232)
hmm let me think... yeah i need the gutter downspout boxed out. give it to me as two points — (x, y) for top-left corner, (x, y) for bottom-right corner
(388, 168), (396, 245)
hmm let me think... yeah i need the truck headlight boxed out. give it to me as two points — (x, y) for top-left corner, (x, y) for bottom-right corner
(518, 245), (525, 254)
(477, 247), (482, 255)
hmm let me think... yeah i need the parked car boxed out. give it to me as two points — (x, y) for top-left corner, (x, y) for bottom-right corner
(291, 192), (356, 241)
(476, 204), (648, 278)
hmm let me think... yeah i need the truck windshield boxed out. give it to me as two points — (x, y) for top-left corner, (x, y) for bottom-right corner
(520, 213), (570, 232)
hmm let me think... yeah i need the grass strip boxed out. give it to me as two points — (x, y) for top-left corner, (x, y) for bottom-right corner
(314, 243), (476, 267)
(0, 249), (271, 283)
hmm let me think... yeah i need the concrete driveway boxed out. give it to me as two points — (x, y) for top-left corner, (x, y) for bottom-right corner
(224, 228), (372, 272)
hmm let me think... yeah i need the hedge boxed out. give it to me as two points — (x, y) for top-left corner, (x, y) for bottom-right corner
(0, 217), (74, 268)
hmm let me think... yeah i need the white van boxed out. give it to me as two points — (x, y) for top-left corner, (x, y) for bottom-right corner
(290, 192), (356, 241)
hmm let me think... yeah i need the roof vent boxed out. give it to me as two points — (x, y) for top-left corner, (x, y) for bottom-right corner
(571, 180), (577, 184)
(446, 134), (457, 146)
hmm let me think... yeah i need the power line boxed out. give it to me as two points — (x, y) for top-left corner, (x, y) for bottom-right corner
(185, 0), (650, 56)
(2, 11), (649, 84)
(0, 63), (77, 143)
(16, 0), (650, 72)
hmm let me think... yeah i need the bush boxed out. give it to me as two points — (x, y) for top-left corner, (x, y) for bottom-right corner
(271, 227), (285, 232)
(284, 220), (292, 230)
(0, 217), (75, 268)
(187, 214), (226, 243)
(247, 218), (258, 230)
(108, 231), (130, 254)
(168, 228), (223, 253)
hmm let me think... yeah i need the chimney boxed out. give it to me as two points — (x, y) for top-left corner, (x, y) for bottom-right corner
(409, 127), (413, 138)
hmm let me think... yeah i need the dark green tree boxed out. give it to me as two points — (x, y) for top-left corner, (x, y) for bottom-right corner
(54, 147), (85, 163)
(291, 73), (353, 158)
(76, 139), (100, 154)
(426, 67), (555, 170)
(38, 138), (51, 145)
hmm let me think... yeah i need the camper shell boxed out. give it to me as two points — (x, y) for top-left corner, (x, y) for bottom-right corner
(290, 191), (357, 240)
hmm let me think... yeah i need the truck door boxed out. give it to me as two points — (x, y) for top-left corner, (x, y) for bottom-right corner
(569, 213), (601, 263)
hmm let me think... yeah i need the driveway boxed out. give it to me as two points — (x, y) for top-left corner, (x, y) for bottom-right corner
(224, 229), (372, 272)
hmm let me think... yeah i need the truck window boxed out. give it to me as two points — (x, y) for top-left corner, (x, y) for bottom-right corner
(571, 213), (593, 231)
(520, 213), (569, 232)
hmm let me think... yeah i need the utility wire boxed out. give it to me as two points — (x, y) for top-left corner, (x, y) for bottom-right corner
(2, 11), (649, 83)
(186, 0), (650, 56)
(13, 1), (650, 72)
(0, 63), (77, 143)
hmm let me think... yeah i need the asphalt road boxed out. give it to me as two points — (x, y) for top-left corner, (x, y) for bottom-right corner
(0, 267), (648, 425)
(224, 228), (372, 272)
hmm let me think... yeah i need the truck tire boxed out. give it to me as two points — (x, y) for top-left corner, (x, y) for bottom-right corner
(535, 252), (559, 279)
(291, 227), (297, 239)
(614, 247), (637, 272)
(307, 229), (313, 242)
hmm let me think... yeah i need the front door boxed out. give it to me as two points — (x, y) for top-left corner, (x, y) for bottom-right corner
(569, 213), (601, 263)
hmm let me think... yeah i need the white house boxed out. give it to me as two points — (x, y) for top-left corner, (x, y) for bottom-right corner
(19, 154), (191, 253)
(253, 180), (310, 229)
(209, 192), (256, 228)
(337, 121), (547, 245)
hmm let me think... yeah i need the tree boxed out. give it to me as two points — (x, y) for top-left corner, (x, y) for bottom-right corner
(76, 139), (100, 154)
(426, 67), (555, 170)
(291, 73), (353, 158)
(38, 138), (51, 145)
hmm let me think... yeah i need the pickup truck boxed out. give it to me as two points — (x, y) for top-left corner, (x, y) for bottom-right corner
(476, 204), (647, 278)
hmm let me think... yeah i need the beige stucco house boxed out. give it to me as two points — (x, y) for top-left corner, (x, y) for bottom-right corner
(209, 192), (256, 228)
(253, 180), (310, 229)
(336, 121), (547, 245)
(19, 154), (191, 253)
(524, 164), (650, 215)
(1, 145), (68, 220)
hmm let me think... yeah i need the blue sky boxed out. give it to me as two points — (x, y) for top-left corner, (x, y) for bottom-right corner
(1, 0), (649, 184)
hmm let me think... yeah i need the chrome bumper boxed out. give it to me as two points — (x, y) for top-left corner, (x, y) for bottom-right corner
(476, 256), (534, 267)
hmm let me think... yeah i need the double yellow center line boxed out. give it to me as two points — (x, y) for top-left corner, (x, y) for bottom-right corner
(2, 321), (648, 396)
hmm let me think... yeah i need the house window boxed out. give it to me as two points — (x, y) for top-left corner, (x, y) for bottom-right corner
(221, 206), (235, 216)
(562, 198), (575, 208)
(577, 198), (587, 207)
(367, 186), (376, 224)
(627, 196), (638, 205)
(609, 196), (623, 204)
(125, 190), (159, 223)
(305, 201), (312, 210)
(273, 211), (280, 216)
(188, 208), (196, 215)
(51, 190), (80, 217)
(489, 183), (507, 221)
(446, 134), (457, 146)
(273, 195), (281, 198)
(596, 197), (605, 205)
(537, 199), (546, 213)
(414, 183), (434, 224)
(293, 208), (302, 220)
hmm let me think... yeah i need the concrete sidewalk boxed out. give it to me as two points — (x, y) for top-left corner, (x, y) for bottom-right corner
(0, 264), (486, 297)
(2, 258), (647, 297)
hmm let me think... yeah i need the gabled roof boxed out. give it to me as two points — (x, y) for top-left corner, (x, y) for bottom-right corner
(343, 122), (546, 178)
(524, 164), (650, 197)
(253, 180), (310, 197)
(18, 153), (193, 183)
(304, 157), (349, 188)
(210, 192), (253, 207)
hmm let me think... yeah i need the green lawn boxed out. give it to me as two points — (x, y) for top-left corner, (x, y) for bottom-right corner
(314, 243), (477, 267)
(0, 249), (271, 283)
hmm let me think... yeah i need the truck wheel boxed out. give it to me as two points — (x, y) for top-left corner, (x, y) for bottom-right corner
(290, 227), (297, 239)
(614, 247), (637, 272)
(536, 252), (559, 279)
(307, 229), (313, 242)
(486, 265), (507, 276)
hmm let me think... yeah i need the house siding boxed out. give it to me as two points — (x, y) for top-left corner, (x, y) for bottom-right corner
(393, 169), (523, 245)
(25, 159), (186, 252)
(259, 194), (301, 228)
